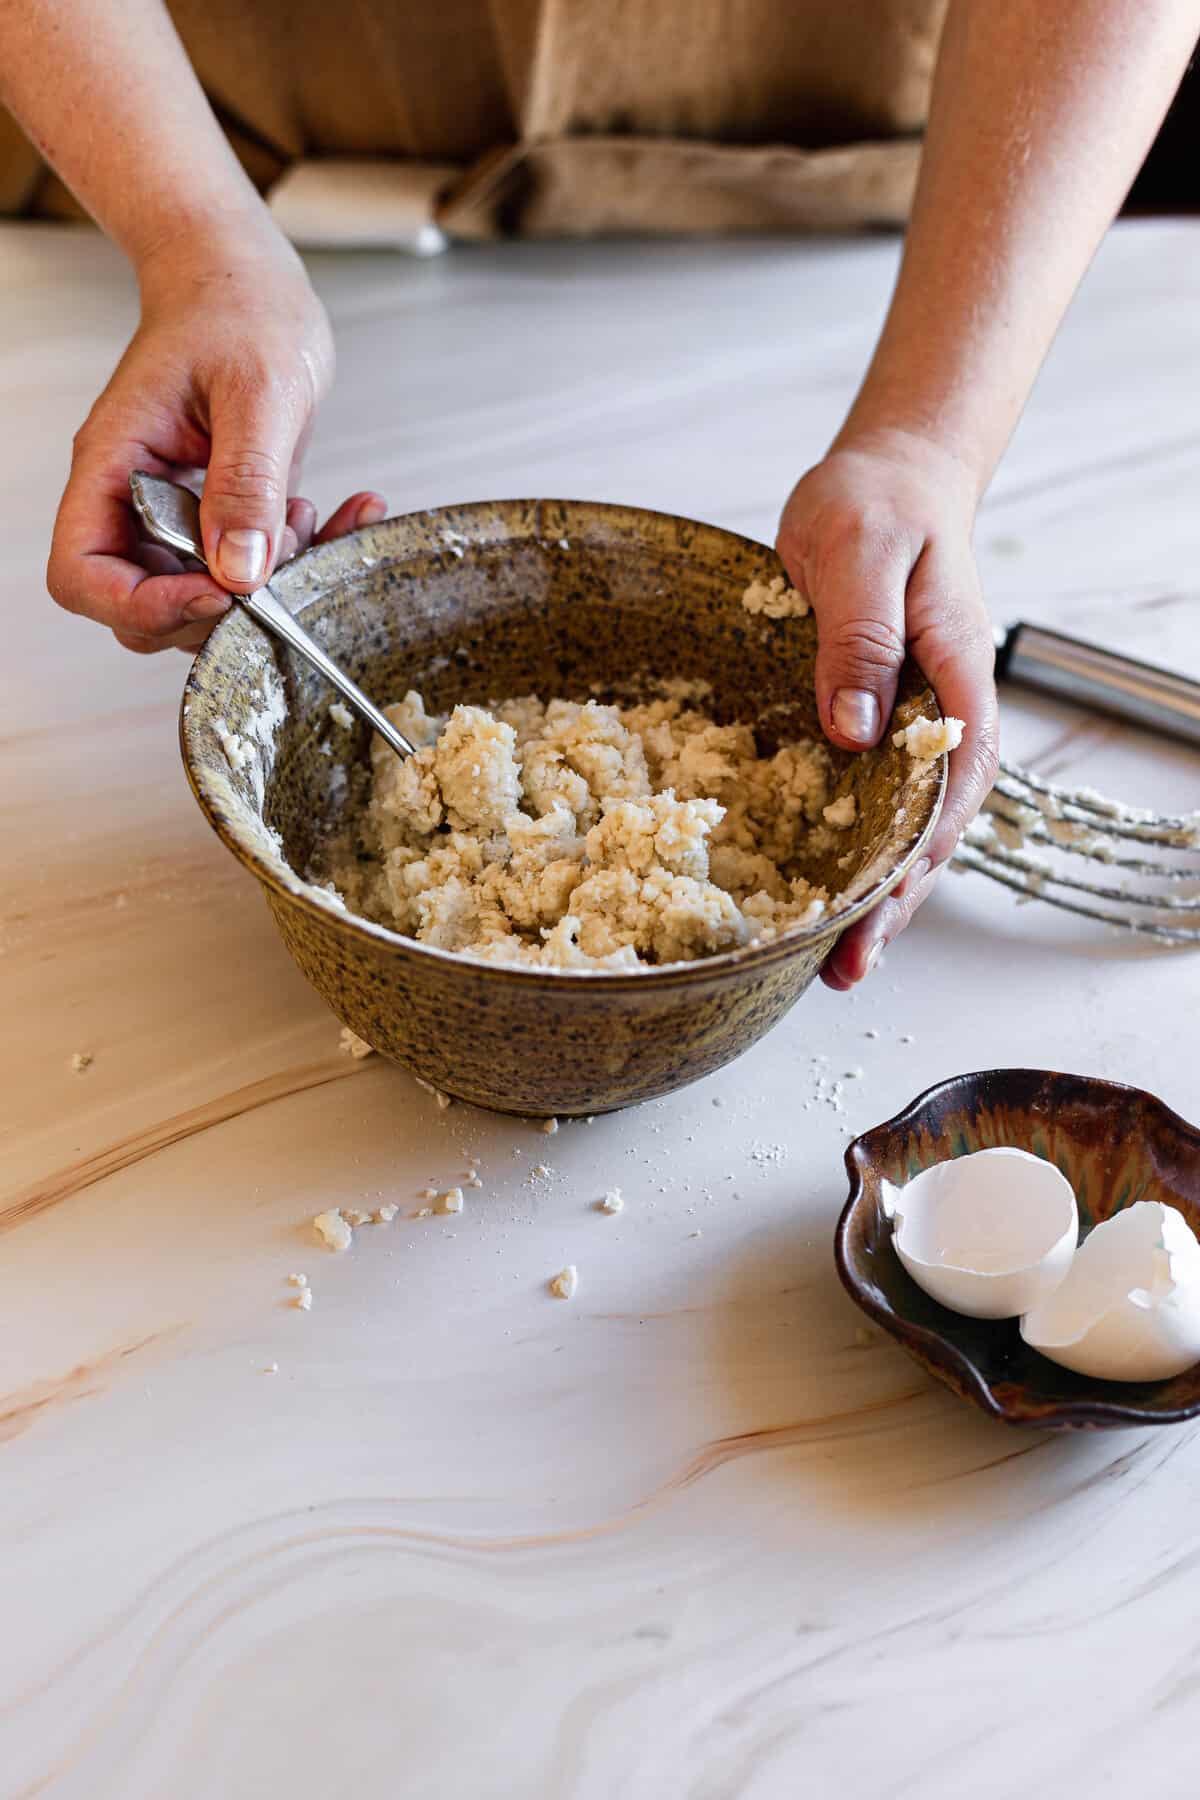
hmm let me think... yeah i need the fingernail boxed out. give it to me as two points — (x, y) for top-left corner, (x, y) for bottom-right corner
(357, 496), (387, 526)
(182, 592), (232, 623)
(865, 939), (885, 975)
(215, 528), (268, 588)
(832, 689), (881, 747)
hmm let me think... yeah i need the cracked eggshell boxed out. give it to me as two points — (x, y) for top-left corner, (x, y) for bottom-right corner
(882, 1147), (1078, 1320)
(1021, 1201), (1200, 1382)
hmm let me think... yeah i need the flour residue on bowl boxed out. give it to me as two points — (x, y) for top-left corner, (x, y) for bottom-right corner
(318, 688), (858, 971)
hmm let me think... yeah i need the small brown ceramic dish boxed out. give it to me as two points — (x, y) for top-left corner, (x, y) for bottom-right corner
(838, 1069), (1200, 1429)
(180, 499), (946, 1116)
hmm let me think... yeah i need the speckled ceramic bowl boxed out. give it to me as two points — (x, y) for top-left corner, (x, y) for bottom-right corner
(181, 499), (946, 1115)
(838, 1069), (1200, 1429)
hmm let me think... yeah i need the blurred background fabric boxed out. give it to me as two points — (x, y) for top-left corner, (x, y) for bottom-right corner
(0, 1), (1194, 237)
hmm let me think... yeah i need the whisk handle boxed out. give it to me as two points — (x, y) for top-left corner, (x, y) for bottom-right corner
(996, 622), (1200, 747)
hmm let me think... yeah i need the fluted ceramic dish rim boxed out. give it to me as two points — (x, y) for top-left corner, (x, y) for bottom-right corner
(180, 498), (947, 992)
(837, 1069), (1200, 1429)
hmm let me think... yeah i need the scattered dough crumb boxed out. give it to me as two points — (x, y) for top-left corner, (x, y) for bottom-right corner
(294, 1288), (313, 1310)
(344, 1208), (372, 1227)
(313, 1209), (353, 1252)
(541, 1117), (559, 1135)
(741, 574), (810, 619)
(822, 794), (857, 829)
(339, 1026), (375, 1059)
(329, 700), (354, 730)
(416, 1077), (453, 1109)
(435, 1188), (464, 1214)
(416, 1206), (434, 1218)
(893, 716), (965, 759)
(264, 1362), (279, 1373)
(549, 1265), (578, 1300)
(70, 1051), (93, 1074)
(376, 1204), (398, 1222)
(287, 1272), (308, 1287)
(598, 1188), (624, 1214)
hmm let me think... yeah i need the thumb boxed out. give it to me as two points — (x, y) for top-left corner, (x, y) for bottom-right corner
(200, 376), (302, 591)
(798, 520), (915, 751)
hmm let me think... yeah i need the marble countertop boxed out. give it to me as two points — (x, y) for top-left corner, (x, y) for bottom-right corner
(2, 220), (1199, 1799)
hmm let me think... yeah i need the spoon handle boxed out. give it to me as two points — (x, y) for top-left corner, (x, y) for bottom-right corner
(128, 471), (414, 759)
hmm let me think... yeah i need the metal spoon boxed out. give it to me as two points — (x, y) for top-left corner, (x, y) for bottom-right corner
(129, 471), (414, 759)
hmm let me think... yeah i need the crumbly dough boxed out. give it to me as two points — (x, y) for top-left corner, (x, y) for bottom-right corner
(326, 690), (838, 971)
(741, 575), (810, 619)
(894, 716), (965, 760)
(313, 1209), (353, 1252)
(550, 1265), (578, 1299)
(822, 795), (857, 829)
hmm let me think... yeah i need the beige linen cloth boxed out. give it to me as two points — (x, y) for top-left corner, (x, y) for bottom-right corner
(0, 1), (946, 238)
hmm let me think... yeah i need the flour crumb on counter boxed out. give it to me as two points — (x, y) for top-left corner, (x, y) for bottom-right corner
(549, 1265), (578, 1300)
(70, 1051), (93, 1074)
(893, 716), (965, 760)
(741, 574), (810, 619)
(435, 1187), (464, 1214)
(287, 1272), (308, 1287)
(344, 1208), (372, 1227)
(375, 1204), (398, 1222)
(264, 1362), (279, 1374)
(541, 1117), (559, 1135)
(313, 1209), (353, 1252)
(822, 795), (857, 829)
(329, 700), (354, 730)
(416, 1077), (454, 1109)
(338, 1026), (375, 1059)
(598, 1188), (624, 1214)
(294, 1287), (313, 1310)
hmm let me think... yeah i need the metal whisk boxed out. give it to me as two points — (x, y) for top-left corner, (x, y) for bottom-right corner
(950, 621), (1200, 944)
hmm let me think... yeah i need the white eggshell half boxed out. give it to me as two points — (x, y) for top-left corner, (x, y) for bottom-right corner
(882, 1148), (1078, 1320)
(1020, 1201), (1200, 1382)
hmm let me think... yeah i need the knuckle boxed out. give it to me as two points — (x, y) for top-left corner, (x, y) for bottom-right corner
(45, 551), (79, 616)
(827, 615), (907, 673)
(814, 500), (903, 563)
(205, 448), (284, 509)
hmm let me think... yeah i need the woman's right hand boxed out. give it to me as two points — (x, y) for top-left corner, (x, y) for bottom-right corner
(47, 225), (383, 654)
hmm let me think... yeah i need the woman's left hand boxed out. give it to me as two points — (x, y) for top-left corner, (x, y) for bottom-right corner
(776, 428), (1001, 989)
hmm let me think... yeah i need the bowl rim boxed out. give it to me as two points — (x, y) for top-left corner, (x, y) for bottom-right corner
(836, 1067), (1200, 1428)
(180, 496), (947, 991)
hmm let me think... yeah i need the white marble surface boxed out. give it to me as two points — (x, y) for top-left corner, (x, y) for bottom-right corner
(2, 220), (1199, 1799)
